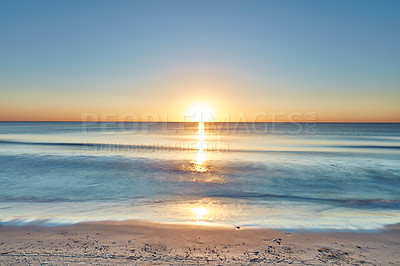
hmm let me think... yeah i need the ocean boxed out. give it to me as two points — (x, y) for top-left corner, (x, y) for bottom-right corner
(0, 122), (399, 230)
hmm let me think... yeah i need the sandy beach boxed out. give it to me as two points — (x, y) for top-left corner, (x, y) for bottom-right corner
(1, 221), (399, 265)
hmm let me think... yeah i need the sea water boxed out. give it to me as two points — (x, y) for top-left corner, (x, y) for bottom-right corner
(0, 122), (399, 230)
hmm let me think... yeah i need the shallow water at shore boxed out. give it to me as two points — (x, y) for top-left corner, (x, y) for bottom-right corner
(1, 122), (399, 229)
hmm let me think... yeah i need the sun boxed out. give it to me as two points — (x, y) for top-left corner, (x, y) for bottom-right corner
(186, 103), (215, 122)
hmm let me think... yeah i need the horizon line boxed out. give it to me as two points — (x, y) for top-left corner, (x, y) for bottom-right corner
(1, 120), (400, 124)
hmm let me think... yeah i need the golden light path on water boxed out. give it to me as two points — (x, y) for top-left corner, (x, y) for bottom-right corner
(189, 122), (216, 223)
(165, 103), (232, 224)
(175, 119), (230, 224)
(194, 121), (207, 172)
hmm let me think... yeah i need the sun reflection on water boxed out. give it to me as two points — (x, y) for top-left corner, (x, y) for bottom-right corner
(178, 122), (225, 183)
(191, 207), (208, 219)
(173, 198), (233, 223)
(194, 121), (207, 172)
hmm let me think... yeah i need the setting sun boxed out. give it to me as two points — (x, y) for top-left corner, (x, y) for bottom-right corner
(186, 103), (216, 122)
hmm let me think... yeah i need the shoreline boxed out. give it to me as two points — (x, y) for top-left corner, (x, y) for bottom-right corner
(0, 218), (397, 232)
(1, 220), (399, 265)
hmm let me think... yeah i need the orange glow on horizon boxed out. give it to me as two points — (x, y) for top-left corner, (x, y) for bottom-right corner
(1, 96), (399, 123)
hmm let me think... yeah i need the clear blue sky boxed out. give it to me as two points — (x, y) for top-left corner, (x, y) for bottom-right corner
(1, 0), (399, 121)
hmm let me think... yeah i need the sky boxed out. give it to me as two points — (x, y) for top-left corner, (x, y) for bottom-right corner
(1, 0), (399, 122)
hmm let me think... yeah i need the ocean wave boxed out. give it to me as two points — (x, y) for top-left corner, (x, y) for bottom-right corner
(0, 139), (196, 151)
(2, 139), (400, 153)
(208, 193), (400, 209)
(332, 145), (400, 150)
(0, 196), (78, 203)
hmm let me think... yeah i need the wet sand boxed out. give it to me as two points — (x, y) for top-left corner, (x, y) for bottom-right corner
(0, 220), (399, 265)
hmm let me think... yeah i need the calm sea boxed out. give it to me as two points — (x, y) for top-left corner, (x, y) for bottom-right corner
(0, 122), (399, 230)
